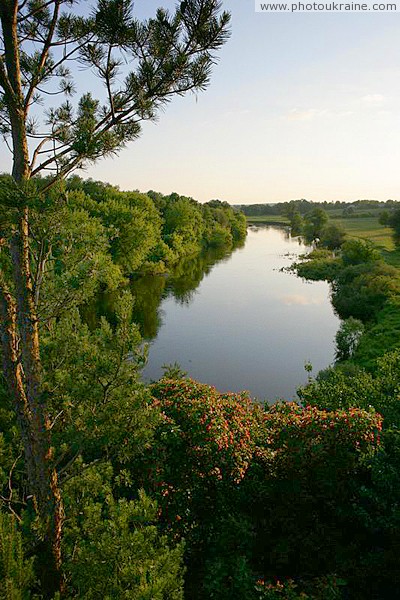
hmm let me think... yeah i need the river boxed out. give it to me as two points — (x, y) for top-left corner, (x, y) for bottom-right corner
(134, 225), (340, 403)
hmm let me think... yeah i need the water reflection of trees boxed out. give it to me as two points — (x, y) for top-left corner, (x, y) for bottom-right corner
(166, 245), (236, 304)
(83, 241), (244, 340)
(131, 243), (243, 338)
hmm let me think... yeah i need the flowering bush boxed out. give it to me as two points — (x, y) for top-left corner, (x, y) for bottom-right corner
(142, 378), (265, 598)
(263, 401), (382, 462)
(148, 378), (264, 526)
(139, 378), (383, 600)
(255, 575), (344, 599)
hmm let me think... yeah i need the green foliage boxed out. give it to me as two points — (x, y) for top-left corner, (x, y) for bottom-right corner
(352, 299), (400, 367)
(69, 189), (163, 273)
(161, 363), (188, 380)
(65, 179), (247, 274)
(296, 350), (400, 598)
(293, 236), (400, 323)
(340, 239), (380, 266)
(335, 317), (364, 361)
(386, 207), (400, 243)
(280, 202), (304, 236)
(293, 249), (341, 282)
(298, 349), (400, 427)
(163, 196), (204, 256)
(342, 205), (355, 217)
(303, 207), (328, 242)
(331, 261), (400, 322)
(298, 364), (377, 412)
(240, 199), (399, 219)
(352, 428), (400, 598)
(40, 292), (158, 474)
(0, 514), (34, 600)
(290, 213), (304, 236)
(202, 200), (246, 248)
(319, 223), (345, 250)
(379, 210), (389, 226)
(63, 464), (184, 599)
(32, 203), (123, 320)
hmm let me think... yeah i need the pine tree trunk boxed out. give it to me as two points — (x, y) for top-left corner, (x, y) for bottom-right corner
(0, 275), (64, 598)
(9, 211), (64, 598)
(0, 3), (64, 596)
(0, 197), (65, 600)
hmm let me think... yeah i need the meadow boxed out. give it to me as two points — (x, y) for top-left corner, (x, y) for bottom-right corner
(247, 209), (400, 264)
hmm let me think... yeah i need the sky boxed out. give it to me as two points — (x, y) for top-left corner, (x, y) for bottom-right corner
(2, 1), (400, 204)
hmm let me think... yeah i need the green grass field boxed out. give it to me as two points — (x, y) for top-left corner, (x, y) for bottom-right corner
(334, 216), (400, 266)
(336, 216), (394, 250)
(246, 215), (289, 225)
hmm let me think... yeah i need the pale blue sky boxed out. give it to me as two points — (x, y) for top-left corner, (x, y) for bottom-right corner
(3, 2), (400, 203)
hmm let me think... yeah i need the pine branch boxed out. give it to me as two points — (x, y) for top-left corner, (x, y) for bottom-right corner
(18, 0), (57, 23)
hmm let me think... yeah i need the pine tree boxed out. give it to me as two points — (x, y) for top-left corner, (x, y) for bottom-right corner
(0, 2), (230, 596)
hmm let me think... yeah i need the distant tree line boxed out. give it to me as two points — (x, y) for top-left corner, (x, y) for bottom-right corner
(237, 198), (400, 217)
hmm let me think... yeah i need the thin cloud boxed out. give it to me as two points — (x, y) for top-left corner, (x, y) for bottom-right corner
(286, 108), (330, 121)
(361, 94), (386, 106)
(223, 109), (251, 119)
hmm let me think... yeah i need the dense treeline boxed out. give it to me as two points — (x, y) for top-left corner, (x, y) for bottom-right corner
(65, 176), (247, 273)
(238, 198), (400, 217)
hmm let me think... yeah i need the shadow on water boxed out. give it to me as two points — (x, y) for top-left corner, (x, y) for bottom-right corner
(81, 241), (245, 339)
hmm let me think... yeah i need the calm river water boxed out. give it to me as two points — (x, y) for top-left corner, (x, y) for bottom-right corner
(136, 225), (340, 403)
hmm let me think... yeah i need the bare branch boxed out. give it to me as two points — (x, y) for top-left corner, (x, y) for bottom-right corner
(0, 55), (16, 103)
(30, 136), (51, 170)
(24, 0), (61, 111)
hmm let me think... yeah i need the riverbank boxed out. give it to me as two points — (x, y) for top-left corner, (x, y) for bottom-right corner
(246, 215), (289, 226)
(334, 215), (400, 266)
(246, 209), (400, 266)
(292, 218), (400, 369)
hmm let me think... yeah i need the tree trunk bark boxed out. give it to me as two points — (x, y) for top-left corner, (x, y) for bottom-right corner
(0, 3), (64, 596)
(9, 212), (64, 598)
(0, 278), (63, 598)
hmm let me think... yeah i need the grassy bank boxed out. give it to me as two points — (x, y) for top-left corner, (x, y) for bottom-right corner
(292, 215), (400, 369)
(335, 216), (400, 267)
(336, 216), (394, 250)
(246, 215), (289, 225)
